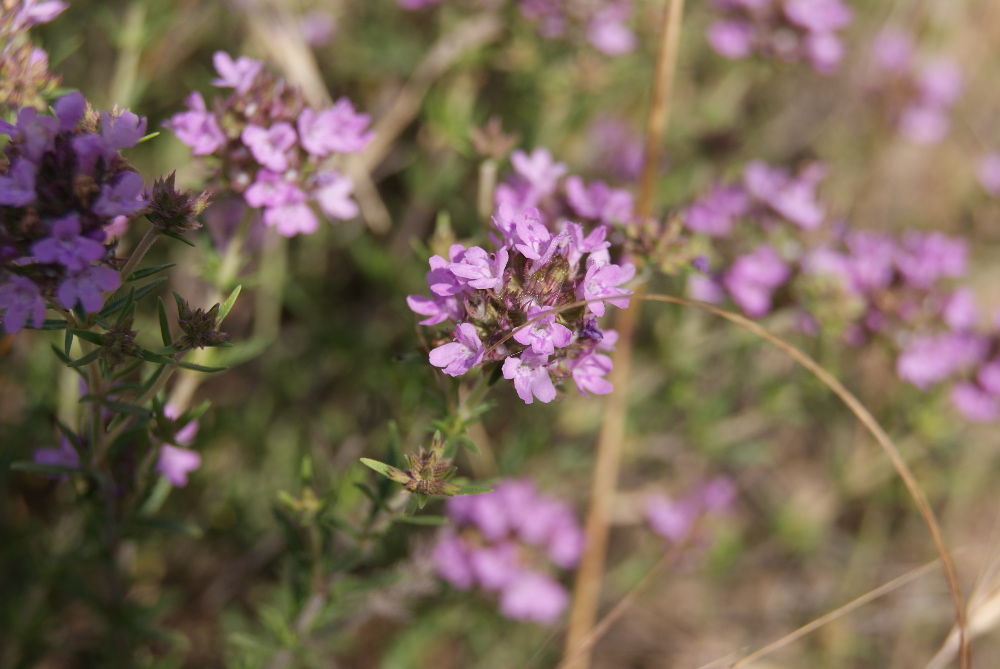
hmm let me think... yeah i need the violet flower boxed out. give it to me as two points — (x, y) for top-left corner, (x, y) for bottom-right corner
(429, 323), (486, 376)
(157, 444), (201, 487)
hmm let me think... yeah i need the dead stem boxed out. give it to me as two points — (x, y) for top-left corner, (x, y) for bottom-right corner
(561, 1), (686, 667)
(640, 294), (969, 668)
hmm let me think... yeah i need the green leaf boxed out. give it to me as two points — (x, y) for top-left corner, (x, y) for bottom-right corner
(138, 364), (167, 396)
(67, 348), (102, 367)
(40, 319), (68, 330)
(161, 231), (196, 247)
(174, 360), (226, 373)
(217, 284), (242, 323)
(10, 461), (81, 477)
(138, 348), (175, 365)
(454, 484), (493, 496)
(117, 288), (136, 322)
(100, 400), (151, 418)
(68, 328), (105, 345)
(157, 297), (172, 346)
(360, 457), (404, 480)
(127, 263), (176, 282)
(393, 515), (447, 526)
(100, 277), (168, 317)
(352, 482), (386, 509)
(63, 328), (73, 356)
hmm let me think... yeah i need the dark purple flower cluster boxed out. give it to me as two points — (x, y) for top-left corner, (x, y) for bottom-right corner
(432, 478), (584, 625)
(706, 0), (852, 74)
(166, 52), (373, 237)
(683, 160), (826, 317)
(409, 201), (635, 404)
(0, 0), (67, 111)
(398, 0), (636, 56)
(867, 29), (963, 145)
(495, 147), (635, 229)
(0, 93), (150, 332)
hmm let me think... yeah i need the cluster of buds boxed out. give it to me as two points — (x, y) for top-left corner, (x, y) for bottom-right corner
(0, 0), (67, 112)
(431, 478), (584, 625)
(409, 203), (635, 404)
(867, 28), (964, 145)
(0, 93), (151, 332)
(174, 294), (229, 350)
(706, 0), (853, 74)
(166, 51), (373, 237)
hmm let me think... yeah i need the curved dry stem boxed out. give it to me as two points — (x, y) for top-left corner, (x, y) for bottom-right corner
(639, 293), (968, 667)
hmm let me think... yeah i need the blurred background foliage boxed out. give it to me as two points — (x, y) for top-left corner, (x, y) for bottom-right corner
(5, 0), (1000, 667)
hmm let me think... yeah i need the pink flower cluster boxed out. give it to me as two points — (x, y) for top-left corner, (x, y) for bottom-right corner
(166, 52), (373, 237)
(432, 478), (584, 625)
(868, 29), (963, 145)
(495, 147), (635, 229)
(646, 476), (737, 544)
(684, 160), (827, 317)
(706, 0), (852, 74)
(0, 93), (151, 332)
(409, 201), (635, 403)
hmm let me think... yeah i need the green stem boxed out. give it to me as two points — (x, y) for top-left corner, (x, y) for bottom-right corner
(253, 225), (287, 341)
(117, 225), (159, 286)
(217, 209), (255, 293)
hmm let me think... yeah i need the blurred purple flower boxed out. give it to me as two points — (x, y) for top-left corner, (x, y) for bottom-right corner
(499, 571), (569, 625)
(211, 51), (263, 94)
(32, 215), (106, 272)
(896, 333), (987, 390)
(0, 159), (37, 207)
(977, 153), (1000, 197)
(166, 92), (226, 156)
(93, 171), (149, 218)
(723, 244), (790, 317)
(685, 184), (750, 237)
(56, 265), (120, 312)
(157, 444), (201, 487)
(0, 276), (47, 332)
(241, 123), (297, 172)
(951, 383), (998, 423)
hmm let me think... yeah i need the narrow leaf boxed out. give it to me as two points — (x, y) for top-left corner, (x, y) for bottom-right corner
(393, 515), (448, 526)
(40, 319), (68, 330)
(157, 297), (172, 346)
(217, 284), (242, 323)
(455, 484), (493, 496)
(161, 231), (196, 247)
(67, 349), (102, 367)
(68, 328), (104, 345)
(127, 263), (176, 282)
(174, 360), (226, 373)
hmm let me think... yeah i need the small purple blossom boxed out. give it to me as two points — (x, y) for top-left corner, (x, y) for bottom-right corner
(32, 215), (106, 272)
(429, 322), (485, 376)
(166, 92), (226, 156)
(0, 159), (37, 207)
(577, 259), (635, 317)
(502, 351), (557, 404)
(569, 351), (614, 397)
(157, 444), (201, 487)
(211, 51), (263, 94)
(241, 123), (298, 172)
(312, 171), (359, 220)
(0, 276), (47, 332)
(684, 184), (750, 237)
(297, 99), (373, 156)
(449, 246), (509, 291)
(514, 305), (573, 356)
(723, 244), (790, 317)
(896, 333), (987, 390)
(499, 571), (570, 625)
(93, 171), (149, 218)
(56, 265), (120, 312)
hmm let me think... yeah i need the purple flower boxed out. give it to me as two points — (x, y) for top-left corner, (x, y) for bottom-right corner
(723, 244), (790, 317)
(895, 232), (967, 288)
(431, 533), (475, 589)
(93, 171), (148, 218)
(684, 184), (750, 237)
(11, 0), (68, 31)
(743, 161), (825, 229)
(53, 92), (86, 132)
(896, 333), (987, 390)
(587, 4), (637, 55)
(872, 29), (914, 74)
(687, 274), (725, 304)
(244, 170), (298, 208)
(783, 0), (852, 33)
(513, 305), (573, 356)
(449, 246), (509, 291)
(211, 51), (263, 94)
(468, 543), (521, 590)
(32, 214), (106, 272)
(297, 99), (373, 156)
(564, 176), (634, 227)
(502, 351), (557, 404)
(498, 571), (569, 625)
(0, 159), (37, 207)
(33, 438), (79, 477)
(942, 288), (978, 331)
(0, 107), (58, 162)
(0, 276), (47, 333)
(157, 444), (201, 487)
(510, 148), (567, 206)
(977, 153), (1000, 197)
(916, 59), (963, 108)
(707, 20), (755, 59)
(167, 92), (227, 155)
(569, 351), (614, 397)
(429, 322), (485, 376)
(646, 493), (699, 542)
(576, 260), (635, 317)
(951, 383), (998, 423)
(164, 403), (199, 446)
(56, 265), (120, 312)
(101, 110), (148, 151)
(979, 359), (1000, 396)
(406, 294), (461, 326)
(242, 123), (298, 172)
(263, 200), (318, 237)
(898, 104), (950, 145)
(312, 171), (359, 221)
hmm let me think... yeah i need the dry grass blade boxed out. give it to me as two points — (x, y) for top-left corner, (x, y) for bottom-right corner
(561, 1), (686, 667)
(640, 294), (969, 668)
(721, 560), (941, 668)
